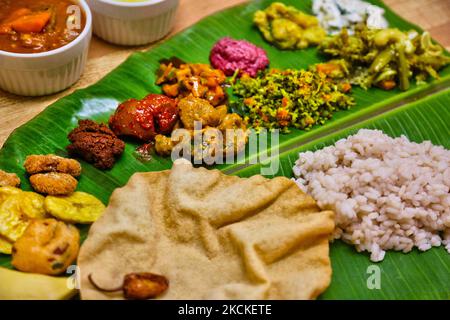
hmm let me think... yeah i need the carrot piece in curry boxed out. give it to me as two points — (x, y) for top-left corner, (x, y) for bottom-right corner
(6, 8), (33, 22)
(10, 11), (52, 33)
(0, 8), (33, 34)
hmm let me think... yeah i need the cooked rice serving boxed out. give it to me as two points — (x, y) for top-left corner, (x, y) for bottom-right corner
(293, 129), (450, 262)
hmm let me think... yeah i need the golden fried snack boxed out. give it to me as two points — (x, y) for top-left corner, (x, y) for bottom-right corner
(20, 192), (47, 219)
(30, 173), (78, 196)
(0, 195), (30, 242)
(0, 236), (12, 255)
(0, 188), (46, 219)
(24, 155), (81, 177)
(0, 186), (21, 203)
(45, 192), (105, 224)
(12, 219), (80, 275)
(0, 170), (20, 188)
(0, 191), (47, 242)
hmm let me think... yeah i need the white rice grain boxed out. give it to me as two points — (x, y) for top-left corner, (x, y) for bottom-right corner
(293, 129), (450, 262)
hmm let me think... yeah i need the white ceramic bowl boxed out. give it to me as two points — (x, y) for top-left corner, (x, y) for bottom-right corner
(87, 0), (179, 46)
(0, 0), (92, 97)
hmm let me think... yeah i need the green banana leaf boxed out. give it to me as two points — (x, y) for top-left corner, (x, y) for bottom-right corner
(0, 0), (449, 299)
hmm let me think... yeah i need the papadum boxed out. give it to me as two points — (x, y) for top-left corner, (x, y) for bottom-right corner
(78, 159), (334, 300)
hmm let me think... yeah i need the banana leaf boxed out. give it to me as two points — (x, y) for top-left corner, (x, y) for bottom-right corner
(0, 0), (449, 299)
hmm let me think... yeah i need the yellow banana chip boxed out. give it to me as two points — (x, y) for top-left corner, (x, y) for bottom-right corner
(0, 235), (12, 255)
(0, 195), (30, 242)
(0, 187), (21, 204)
(20, 192), (47, 219)
(0, 187), (47, 217)
(45, 192), (105, 224)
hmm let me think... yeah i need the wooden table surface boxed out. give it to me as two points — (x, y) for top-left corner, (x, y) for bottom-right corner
(1, 0), (449, 148)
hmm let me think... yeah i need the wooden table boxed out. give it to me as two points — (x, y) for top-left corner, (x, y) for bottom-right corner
(1, 0), (449, 148)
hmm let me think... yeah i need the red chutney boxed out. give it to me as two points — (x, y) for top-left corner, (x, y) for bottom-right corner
(109, 94), (179, 142)
(0, 0), (86, 53)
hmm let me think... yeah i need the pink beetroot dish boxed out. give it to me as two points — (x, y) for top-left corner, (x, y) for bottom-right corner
(209, 37), (269, 77)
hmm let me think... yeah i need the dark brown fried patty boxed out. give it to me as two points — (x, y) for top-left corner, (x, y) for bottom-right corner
(67, 120), (125, 170)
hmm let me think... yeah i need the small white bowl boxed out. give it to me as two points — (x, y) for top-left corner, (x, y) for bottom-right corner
(0, 0), (92, 96)
(86, 0), (179, 46)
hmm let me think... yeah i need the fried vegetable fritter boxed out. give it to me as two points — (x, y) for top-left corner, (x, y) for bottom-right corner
(30, 173), (78, 196)
(12, 219), (80, 275)
(24, 155), (81, 177)
(0, 170), (20, 188)
(45, 192), (105, 224)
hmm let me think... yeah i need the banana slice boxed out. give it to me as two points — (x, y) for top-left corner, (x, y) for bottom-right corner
(0, 188), (47, 241)
(0, 187), (47, 218)
(0, 195), (30, 242)
(20, 191), (47, 219)
(0, 267), (77, 300)
(0, 186), (22, 204)
(45, 192), (105, 224)
(0, 235), (12, 254)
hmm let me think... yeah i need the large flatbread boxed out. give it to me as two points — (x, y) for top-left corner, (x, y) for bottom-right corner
(78, 160), (334, 299)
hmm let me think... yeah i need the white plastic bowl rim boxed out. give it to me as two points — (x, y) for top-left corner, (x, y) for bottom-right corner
(0, 0), (92, 60)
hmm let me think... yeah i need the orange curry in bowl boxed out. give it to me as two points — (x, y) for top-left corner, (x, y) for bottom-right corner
(0, 0), (86, 54)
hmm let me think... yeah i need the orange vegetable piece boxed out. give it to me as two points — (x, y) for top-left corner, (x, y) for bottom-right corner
(0, 8), (33, 34)
(10, 11), (51, 33)
(7, 8), (33, 22)
(316, 63), (340, 75)
(0, 25), (11, 35)
(378, 80), (396, 90)
(162, 83), (180, 97)
(341, 83), (352, 93)
(244, 98), (254, 106)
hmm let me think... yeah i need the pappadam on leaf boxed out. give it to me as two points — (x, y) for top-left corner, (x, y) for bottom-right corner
(78, 160), (334, 300)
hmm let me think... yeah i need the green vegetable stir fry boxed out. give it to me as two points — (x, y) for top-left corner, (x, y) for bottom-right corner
(254, 2), (326, 50)
(232, 69), (354, 132)
(317, 25), (450, 91)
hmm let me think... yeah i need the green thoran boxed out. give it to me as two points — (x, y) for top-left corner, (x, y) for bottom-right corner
(233, 69), (355, 132)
